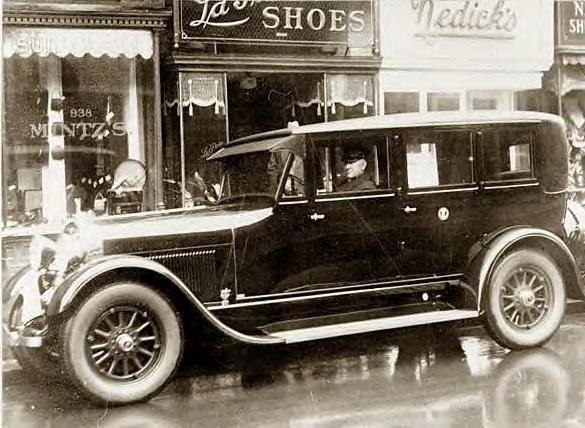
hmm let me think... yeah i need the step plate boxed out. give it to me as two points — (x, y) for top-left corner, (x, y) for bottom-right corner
(270, 309), (479, 344)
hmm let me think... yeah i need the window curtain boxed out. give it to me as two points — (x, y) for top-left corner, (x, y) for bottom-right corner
(327, 74), (374, 115)
(294, 81), (324, 117)
(162, 73), (225, 116)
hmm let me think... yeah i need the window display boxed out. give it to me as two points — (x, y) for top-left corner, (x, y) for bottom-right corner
(2, 28), (158, 228)
(163, 71), (376, 209)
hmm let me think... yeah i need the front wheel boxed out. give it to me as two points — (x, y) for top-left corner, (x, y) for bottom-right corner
(61, 282), (183, 405)
(482, 249), (566, 350)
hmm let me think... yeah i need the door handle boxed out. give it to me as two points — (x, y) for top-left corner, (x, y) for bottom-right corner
(309, 212), (325, 221)
(401, 206), (417, 214)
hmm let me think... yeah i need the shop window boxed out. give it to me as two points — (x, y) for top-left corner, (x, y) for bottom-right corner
(405, 130), (473, 189)
(327, 74), (375, 121)
(515, 90), (543, 111)
(427, 93), (460, 112)
(162, 72), (376, 208)
(3, 29), (158, 227)
(227, 73), (325, 142)
(162, 72), (226, 209)
(384, 92), (419, 114)
(467, 90), (512, 111)
(314, 132), (388, 194)
(481, 127), (534, 182)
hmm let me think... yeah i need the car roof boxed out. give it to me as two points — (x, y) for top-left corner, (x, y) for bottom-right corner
(289, 110), (565, 135)
(211, 111), (565, 160)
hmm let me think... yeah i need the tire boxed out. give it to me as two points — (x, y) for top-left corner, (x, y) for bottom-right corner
(61, 282), (183, 405)
(8, 297), (64, 382)
(482, 249), (566, 350)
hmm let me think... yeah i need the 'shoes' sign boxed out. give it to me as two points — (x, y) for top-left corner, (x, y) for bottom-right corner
(177, 0), (373, 46)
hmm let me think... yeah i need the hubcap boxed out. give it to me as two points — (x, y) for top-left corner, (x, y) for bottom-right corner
(516, 289), (536, 308)
(85, 306), (163, 380)
(500, 267), (552, 329)
(116, 333), (134, 352)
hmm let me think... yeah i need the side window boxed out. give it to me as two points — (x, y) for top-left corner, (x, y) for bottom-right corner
(481, 127), (534, 181)
(313, 133), (388, 194)
(405, 129), (473, 189)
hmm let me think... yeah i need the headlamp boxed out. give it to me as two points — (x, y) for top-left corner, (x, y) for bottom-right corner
(28, 234), (57, 271)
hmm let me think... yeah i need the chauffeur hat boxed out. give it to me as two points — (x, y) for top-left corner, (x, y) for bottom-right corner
(343, 148), (366, 163)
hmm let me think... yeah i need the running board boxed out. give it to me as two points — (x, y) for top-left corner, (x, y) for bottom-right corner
(267, 309), (479, 344)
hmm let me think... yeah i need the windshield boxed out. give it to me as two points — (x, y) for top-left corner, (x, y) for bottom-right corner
(218, 151), (292, 203)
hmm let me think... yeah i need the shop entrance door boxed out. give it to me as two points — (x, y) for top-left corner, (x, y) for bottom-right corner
(226, 73), (325, 141)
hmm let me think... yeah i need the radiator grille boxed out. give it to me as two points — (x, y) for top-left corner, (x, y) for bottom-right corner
(147, 249), (217, 298)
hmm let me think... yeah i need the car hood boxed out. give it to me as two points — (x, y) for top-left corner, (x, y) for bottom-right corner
(72, 205), (274, 250)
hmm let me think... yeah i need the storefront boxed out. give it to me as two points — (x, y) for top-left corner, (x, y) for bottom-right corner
(2, 1), (168, 278)
(550, 0), (585, 205)
(378, 0), (555, 114)
(161, 0), (381, 208)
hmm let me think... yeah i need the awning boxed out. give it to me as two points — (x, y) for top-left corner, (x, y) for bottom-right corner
(545, 64), (585, 96)
(3, 27), (153, 59)
(380, 70), (543, 92)
(562, 54), (585, 66)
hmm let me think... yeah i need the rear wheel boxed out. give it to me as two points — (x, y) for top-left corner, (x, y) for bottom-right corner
(482, 249), (565, 350)
(61, 282), (183, 405)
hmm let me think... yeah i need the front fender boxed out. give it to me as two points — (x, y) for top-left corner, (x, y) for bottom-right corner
(467, 227), (583, 311)
(46, 255), (284, 345)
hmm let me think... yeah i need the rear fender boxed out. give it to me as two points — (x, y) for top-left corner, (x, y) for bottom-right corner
(47, 255), (283, 345)
(467, 227), (583, 312)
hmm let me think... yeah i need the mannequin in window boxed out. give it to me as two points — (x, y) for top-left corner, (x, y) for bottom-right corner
(337, 149), (376, 192)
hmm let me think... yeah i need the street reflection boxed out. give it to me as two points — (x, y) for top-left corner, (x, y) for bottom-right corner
(3, 322), (582, 428)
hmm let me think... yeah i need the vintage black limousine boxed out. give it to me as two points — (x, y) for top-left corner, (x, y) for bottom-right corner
(4, 111), (585, 405)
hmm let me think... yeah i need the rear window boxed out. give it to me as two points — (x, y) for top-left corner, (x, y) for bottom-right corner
(481, 127), (534, 181)
(404, 129), (474, 189)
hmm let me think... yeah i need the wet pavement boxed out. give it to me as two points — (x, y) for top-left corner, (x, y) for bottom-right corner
(4, 314), (585, 428)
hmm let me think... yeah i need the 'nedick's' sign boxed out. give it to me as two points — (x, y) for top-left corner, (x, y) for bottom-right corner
(177, 0), (373, 46)
(411, 0), (517, 39)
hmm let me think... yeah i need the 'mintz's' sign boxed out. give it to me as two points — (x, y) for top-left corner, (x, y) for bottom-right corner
(177, 0), (373, 46)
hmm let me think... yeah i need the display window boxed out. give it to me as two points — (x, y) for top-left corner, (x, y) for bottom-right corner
(562, 92), (585, 206)
(2, 28), (158, 228)
(384, 90), (517, 114)
(162, 71), (376, 209)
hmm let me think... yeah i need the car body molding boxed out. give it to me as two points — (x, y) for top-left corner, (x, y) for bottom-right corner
(473, 227), (582, 310)
(49, 255), (284, 345)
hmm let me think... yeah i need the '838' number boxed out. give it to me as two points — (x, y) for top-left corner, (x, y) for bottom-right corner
(69, 108), (93, 119)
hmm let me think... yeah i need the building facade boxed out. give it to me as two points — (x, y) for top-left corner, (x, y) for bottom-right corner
(379, 0), (555, 114)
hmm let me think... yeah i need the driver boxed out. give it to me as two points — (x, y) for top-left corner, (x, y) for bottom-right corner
(338, 149), (376, 192)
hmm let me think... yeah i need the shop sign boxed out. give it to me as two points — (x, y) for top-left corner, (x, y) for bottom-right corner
(411, 0), (517, 40)
(28, 108), (127, 140)
(176, 0), (373, 46)
(559, 0), (585, 48)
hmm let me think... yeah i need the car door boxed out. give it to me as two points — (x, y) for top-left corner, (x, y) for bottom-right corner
(285, 130), (403, 292)
(396, 126), (480, 276)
